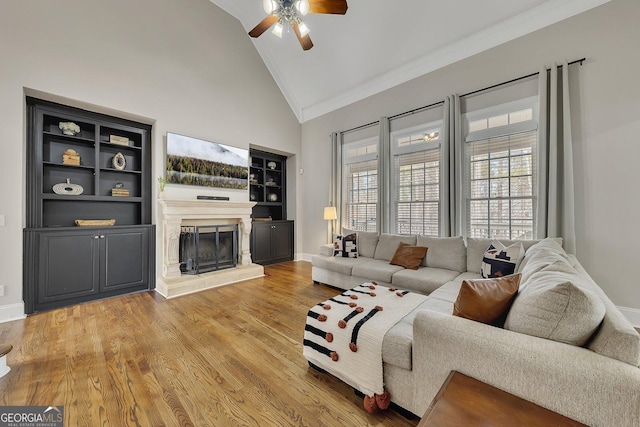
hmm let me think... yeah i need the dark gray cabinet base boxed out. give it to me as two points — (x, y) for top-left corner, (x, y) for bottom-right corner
(24, 225), (155, 314)
(250, 220), (293, 265)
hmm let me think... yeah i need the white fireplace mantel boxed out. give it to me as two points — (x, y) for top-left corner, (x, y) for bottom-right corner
(156, 198), (264, 298)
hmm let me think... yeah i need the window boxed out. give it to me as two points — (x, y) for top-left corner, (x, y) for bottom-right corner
(343, 138), (378, 232)
(391, 123), (442, 236)
(463, 97), (538, 240)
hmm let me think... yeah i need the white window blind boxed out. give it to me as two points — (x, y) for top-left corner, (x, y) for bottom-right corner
(390, 122), (442, 236)
(343, 138), (378, 232)
(464, 97), (537, 240)
(394, 149), (440, 236)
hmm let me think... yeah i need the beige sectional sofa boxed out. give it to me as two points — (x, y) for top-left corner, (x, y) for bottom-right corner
(311, 233), (640, 426)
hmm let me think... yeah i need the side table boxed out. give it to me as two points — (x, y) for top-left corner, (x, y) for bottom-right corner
(418, 371), (587, 427)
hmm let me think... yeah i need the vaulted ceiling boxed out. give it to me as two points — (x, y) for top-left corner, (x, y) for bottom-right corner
(210, 0), (609, 123)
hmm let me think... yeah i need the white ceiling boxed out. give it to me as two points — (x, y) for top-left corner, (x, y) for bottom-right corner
(210, 0), (609, 123)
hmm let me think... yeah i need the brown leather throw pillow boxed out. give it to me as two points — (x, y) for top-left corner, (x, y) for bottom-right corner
(389, 242), (428, 270)
(453, 273), (521, 326)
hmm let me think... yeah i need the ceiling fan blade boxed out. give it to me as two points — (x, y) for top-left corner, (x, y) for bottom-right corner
(248, 15), (278, 38)
(292, 22), (314, 51)
(308, 0), (348, 15)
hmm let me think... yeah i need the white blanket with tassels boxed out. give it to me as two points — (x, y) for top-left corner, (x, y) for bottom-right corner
(303, 282), (427, 396)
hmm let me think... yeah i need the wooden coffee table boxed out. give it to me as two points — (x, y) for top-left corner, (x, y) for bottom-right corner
(418, 371), (587, 427)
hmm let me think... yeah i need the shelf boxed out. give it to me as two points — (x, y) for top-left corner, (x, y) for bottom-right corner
(100, 167), (142, 175)
(99, 141), (143, 152)
(43, 131), (95, 144)
(42, 194), (142, 202)
(43, 161), (95, 170)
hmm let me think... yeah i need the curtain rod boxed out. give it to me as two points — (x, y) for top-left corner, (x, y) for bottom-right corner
(340, 57), (586, 135)
(461, 57), (585, 98)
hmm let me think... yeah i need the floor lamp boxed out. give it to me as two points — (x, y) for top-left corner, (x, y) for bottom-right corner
(324, 206), (337, 244)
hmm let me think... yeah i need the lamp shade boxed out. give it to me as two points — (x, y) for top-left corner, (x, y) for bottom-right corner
(324, 206), (337, 220)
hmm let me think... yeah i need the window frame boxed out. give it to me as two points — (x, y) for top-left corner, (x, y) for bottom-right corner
(389, 120), (443, 236)
(462, 96), (539, 240)
(341, 136), (379, 232)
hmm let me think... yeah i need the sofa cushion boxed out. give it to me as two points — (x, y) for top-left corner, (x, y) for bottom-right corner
(390, 242), (428, 270)
(453, 274), (521, 326)
(382, 298), (453, 370)
(344, 229), (379, 258)
(417, 236), (466, 272)
(391, 267), (461, 295)
(310, 254), (365, 276)
(374, 234), (417, 261)
(518, 238), (573, 277)
(351, 259), (405, 283)
(505, 267), (606, 346)
(567, 262), (640, 367)
(481, 241), (525, 278)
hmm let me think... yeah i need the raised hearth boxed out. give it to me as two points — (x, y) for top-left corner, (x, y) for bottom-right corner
(157, 199), (264, 298)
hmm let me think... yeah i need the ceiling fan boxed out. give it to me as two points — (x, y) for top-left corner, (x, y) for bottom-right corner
(248, 0), (348, 51)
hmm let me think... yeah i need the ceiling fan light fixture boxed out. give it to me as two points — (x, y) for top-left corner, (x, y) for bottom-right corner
(263, 0), (276, 14)
(296, 0), (310, 16)
(272, 21), (284, 38)
(298, 21), (310, 37)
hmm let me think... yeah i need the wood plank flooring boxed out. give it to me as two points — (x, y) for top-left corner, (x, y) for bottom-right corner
(0, 261), (418, 427)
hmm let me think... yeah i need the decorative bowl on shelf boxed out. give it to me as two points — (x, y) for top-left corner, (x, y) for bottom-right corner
(267, 193), (278, 202)
(75, 219), (116, 227)
(53, 178), (83, 195)
(59, 121), (80, 136)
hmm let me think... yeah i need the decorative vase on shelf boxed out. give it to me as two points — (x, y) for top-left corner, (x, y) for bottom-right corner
(267, 161), (277, 170)
(59, 121), (80, 136)
(267, 193), (278, 202)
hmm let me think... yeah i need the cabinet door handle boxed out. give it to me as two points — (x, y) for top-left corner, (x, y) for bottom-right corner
(99, 235), (105, 239)
(94, 236), (99, 239)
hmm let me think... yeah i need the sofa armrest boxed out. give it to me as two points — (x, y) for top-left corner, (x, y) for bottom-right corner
(411, 310), (640, 427)
(319, 244), (334, 257)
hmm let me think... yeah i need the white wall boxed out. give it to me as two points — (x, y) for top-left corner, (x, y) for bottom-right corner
(0, 0), (301, 320)
(300, 0), (640, 314)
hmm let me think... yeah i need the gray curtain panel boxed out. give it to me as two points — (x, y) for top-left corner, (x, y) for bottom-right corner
(537, 62), (577, 254)
(443, 94), (463, 237)
(378, 117), (390, 234)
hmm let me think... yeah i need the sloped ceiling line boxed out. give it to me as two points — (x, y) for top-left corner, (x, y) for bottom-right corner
(210, 0), (611, 123)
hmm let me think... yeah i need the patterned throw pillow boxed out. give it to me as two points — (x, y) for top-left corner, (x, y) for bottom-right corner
(333, 233), (358, 258)
(481, 241), (525, 278)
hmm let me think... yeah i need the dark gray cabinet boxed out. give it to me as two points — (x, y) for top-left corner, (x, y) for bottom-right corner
(250, 220), (294, 265)
(32, 227), (152, 309)
(23, 98), (155, 314)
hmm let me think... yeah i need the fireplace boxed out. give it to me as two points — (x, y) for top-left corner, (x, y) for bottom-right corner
(157, 199), (264, 299)
(179, 224), (238, 274)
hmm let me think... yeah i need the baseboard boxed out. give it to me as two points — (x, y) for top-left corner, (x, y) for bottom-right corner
(295, 253), (313, 262)
(617, 306), (640, 328)
(0, 303), (26, 324)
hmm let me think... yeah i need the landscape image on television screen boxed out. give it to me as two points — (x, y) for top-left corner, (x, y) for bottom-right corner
(166, 132), (249, 190)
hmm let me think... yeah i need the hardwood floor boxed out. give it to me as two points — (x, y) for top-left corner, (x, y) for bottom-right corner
(0, 262), (418, 427)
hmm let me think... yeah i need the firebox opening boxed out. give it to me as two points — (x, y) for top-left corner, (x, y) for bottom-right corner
(179, 224), (238, 274)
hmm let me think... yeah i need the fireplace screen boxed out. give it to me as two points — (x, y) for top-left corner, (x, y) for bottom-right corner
(179, 224), (238, 274)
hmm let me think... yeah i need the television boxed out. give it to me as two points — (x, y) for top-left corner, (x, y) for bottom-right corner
(166, 132), (249, 190)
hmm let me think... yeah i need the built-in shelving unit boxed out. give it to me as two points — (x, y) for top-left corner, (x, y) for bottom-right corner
(23, 97), (155, 314)
(249, 149), (293, 264)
